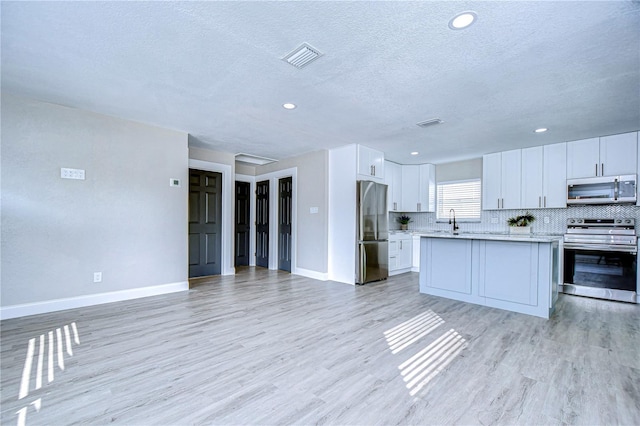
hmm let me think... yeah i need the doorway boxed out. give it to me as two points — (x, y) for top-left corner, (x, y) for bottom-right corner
(278, 176), (293, 272)
(255, 180), (269, 268)
(188, 169), (222, 278)
(234, 181), (251, 267)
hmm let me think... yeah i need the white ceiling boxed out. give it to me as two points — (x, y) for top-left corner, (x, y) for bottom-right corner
(2, 1), (639, 165)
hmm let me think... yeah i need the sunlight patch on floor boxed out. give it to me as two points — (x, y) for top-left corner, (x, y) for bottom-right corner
(399, 329), (466, 396)
(383, 310), (444, 354)
(15, 322), (81, 426)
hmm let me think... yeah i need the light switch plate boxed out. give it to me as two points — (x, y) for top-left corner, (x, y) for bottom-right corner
(490, 217), (499, 224)
(61, 168), (85, 180)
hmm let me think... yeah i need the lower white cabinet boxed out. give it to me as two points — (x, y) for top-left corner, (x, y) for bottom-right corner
(389, 233), (412, 275)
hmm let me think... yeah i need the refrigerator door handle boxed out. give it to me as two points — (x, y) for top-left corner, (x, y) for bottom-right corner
(374, 185), (379, 240)
(360, 245), (367, 283)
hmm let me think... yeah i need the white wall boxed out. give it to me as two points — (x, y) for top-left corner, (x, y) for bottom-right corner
(1, 95), (189, 318)
(436, 158), (482, 182)
(328, 145), (357, 284)
(257, 150), (328, 279)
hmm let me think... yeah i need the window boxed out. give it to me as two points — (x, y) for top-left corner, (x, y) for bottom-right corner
(436, 179), (481, 220)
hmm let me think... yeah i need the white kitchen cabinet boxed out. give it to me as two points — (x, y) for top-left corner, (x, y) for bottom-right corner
(521, 147), (543, 209)
(521, 143), (567, 209)
(357, 145), (384, 181)
(600, 132), (637, 176)
(401, 164), (435, 212)
(567, 133), (637, 178)
(419, 235), (559, 319)
(566, 137), (599, 179)
(479, 240), (539, 307)
(388, 239), (398, 271)
(543, 143), (568, 208)
(397, 236), (412, 270)
(401, 166), (420, 211)
(389, 233), (412, 275)
(482, 149), (521, 210)
(384, 160), (402, 212)
(421, 237), (477, 303)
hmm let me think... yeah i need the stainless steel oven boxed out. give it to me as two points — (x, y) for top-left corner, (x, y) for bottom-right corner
(563, 218), (638, 303)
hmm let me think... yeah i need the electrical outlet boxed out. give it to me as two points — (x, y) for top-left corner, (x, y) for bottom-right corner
(310, 207), (319, 214)
(169, 178), (181, 187)
(93, 272), (102, 283)
(544, 216), (550, 224)
(490, 217), (499, 224)
(61, 168), (85, 180)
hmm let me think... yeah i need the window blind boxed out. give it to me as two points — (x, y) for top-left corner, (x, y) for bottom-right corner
(436, 179), (481, 220)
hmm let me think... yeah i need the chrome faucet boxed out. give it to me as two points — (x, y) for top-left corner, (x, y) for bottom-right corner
(449, 209), (459, 235)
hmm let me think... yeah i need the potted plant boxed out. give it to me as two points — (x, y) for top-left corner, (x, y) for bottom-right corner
(507, 212), (535, 234)
(397, 215), (412, 230)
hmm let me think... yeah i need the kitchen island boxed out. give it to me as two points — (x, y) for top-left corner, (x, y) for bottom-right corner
(418, 233), (562, 319)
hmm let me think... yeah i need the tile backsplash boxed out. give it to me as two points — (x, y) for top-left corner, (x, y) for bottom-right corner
(390, 205), (640, 234)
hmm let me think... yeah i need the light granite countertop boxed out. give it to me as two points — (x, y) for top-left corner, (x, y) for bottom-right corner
(413, 231), (562, 243)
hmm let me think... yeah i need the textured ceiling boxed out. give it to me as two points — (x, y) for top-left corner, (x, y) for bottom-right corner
(2, 1), (639, 164)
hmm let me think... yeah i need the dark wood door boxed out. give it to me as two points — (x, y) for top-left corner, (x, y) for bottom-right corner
(278, 177), (293, 272)
(234, 181), (250, 267)
(188, 169), (222, 277)
(255, 180), (269, 268)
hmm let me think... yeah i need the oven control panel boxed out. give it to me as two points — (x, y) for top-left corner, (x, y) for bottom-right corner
(567, 218), (635, 227)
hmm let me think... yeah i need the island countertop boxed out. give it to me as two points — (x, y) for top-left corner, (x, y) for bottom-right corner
(414, 232), (563, 244)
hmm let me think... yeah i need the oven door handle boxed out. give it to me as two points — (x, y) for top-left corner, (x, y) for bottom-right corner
(563, 243), (638, 253)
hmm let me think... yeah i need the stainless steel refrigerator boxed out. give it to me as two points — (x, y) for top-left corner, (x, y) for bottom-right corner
(356, 180), (389, 284)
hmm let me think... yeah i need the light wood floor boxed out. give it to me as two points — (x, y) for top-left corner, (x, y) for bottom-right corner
(1, 267), (639, 425)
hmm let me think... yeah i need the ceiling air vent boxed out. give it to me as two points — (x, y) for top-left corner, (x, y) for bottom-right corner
(416, 118), (444, 128)
(235, 153), (278, 166)
(282, 43), (323, 69)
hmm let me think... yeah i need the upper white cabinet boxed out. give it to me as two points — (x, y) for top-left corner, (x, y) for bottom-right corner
(542, 143), (568, 208)
(566, 137), (599, 179)
(482, 150), (521, 210)
(401, 164), (435, 212)
(567, 132), (637, 179)
(384, 161), (402, 212)
(357, 145), (385, 181)
(521, 143), (567, 209)
(599, 132), (637, 176)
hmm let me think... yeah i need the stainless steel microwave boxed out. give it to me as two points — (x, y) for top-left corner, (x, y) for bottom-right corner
(567, 174), (637, 205)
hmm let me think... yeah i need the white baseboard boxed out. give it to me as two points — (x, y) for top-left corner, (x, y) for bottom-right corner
(294, 267), (329, 281)
(0, 281), (189, 320)
(390, 268), (412, 276)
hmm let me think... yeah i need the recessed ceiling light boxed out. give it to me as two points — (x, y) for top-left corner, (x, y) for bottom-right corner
(534, 128), (548, 133)
(283, 103), (296, 110)
(449, 11), (477, 30)
(411, 152), (419, 156)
